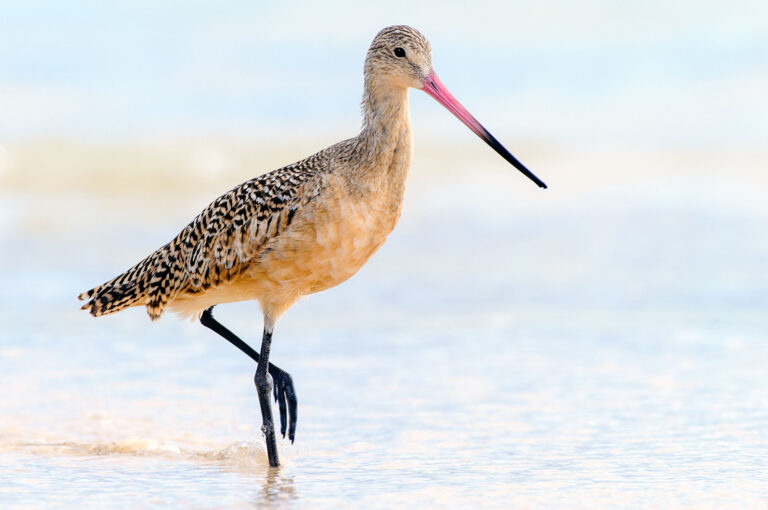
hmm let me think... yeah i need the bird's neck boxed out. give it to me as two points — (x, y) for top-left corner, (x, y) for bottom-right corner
(349, 77), (412, 226)
(358, 78), (412, 161)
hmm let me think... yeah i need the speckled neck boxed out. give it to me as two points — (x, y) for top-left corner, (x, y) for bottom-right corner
(357, 74), (412, 165)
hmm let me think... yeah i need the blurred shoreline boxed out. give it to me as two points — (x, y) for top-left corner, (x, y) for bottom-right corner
(2, 137), (767, 195)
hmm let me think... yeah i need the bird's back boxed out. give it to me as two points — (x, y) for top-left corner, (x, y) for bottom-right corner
(79, 149), (326, 320)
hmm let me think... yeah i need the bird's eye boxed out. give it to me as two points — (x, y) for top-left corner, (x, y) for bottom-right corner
(394, 47), (406, 58)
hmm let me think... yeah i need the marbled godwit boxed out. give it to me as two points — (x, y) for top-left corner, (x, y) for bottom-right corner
(78, 25), (546, 467)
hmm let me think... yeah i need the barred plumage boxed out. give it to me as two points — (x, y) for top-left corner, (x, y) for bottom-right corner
(78, 150), (323, 319)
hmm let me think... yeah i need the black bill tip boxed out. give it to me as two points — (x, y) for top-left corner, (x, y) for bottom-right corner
(481, 128), (547, 189)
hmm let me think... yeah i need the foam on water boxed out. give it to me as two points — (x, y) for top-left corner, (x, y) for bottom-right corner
(1, 436), (277, 467)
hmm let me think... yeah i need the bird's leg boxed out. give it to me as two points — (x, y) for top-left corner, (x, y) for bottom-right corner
(199, 307), (297, 443)
(255, 324), (279, 467)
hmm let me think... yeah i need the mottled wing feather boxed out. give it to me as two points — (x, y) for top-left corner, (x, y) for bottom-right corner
(79, 153), (325, 320)
(180, 169), (314, 289)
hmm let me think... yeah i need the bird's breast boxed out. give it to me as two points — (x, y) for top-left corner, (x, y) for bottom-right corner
(252, 159), (409, 301)
(251, 131), (410, 310)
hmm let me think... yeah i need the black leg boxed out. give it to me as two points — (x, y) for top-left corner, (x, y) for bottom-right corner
(200, 307), (297, 443)
(255, 326), (279, 467)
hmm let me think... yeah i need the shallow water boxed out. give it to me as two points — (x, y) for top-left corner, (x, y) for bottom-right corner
(1, 160), (768, 508)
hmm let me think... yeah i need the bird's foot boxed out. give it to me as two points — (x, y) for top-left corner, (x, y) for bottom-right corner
(269, 366), (297, 443)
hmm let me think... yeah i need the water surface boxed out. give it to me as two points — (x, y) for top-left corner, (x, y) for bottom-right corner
(1, 153), (767, 507)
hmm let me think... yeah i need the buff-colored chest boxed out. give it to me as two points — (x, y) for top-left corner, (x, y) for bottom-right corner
(247, 144), (411, 313)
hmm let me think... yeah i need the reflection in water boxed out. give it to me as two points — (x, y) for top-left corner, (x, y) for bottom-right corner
(259, 468), (296, 506)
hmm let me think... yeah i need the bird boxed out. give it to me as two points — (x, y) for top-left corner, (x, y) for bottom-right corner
(78, 25), (546, 468)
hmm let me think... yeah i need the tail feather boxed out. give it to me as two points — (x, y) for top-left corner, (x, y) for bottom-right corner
(79, 281), (143, 317)
(78, 242), (185, 320)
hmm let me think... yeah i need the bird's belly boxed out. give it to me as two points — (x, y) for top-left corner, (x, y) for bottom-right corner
(252, 191), (401, 299)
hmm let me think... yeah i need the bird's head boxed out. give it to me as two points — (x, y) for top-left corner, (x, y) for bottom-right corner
(365, 25), (433, 89)
(364, 25), (547, 189)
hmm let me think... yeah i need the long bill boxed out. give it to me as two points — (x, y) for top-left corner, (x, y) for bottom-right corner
(420, 71), (547, 189)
